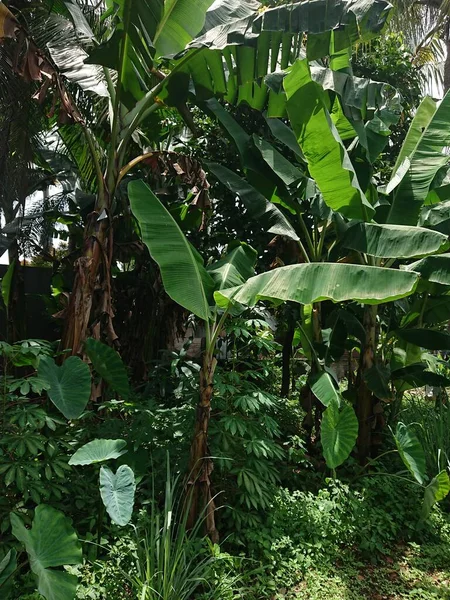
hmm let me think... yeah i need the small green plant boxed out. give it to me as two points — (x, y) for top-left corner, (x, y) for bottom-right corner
(115, 457), (237, 600)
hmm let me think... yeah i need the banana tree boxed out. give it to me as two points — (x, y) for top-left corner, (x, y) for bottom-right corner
(0, 0), (219, 354)
(0, 0), (393, 356)
(128, 178), (257, 540)
(200, 43), (450, 463)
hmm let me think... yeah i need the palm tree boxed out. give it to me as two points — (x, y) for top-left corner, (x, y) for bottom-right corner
(390, 0), (450, 95)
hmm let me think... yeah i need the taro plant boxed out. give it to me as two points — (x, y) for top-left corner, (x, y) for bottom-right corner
(69, 438), (136, 527)
(10, 504), (82, 600)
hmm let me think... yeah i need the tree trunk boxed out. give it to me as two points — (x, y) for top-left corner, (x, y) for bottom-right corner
(301, 303), (323, 448)
(187, 351), (219, 543)
(61, 207), (117, 356)
(444, 33), (450, 94)
(356, 305), (377, 464)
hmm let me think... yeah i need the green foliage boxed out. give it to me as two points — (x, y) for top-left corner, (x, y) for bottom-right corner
(423, 471), (450, 519)
(11, 505), (82, 600)
(37, 356), (91, 420)
(99, 465), (136, 527)
(241, 476), (441, 593)
(321, 402), (358, 469)
(128, 179), (214, 323)
(393, 422), (427, 484)
(84, 339), (130, 399)
(210, 317), (286, 530)
(68, 439), (127, 466)
(0, 549), (16, 594)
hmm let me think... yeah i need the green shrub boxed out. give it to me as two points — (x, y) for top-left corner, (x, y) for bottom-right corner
(238, 476), (440, 591)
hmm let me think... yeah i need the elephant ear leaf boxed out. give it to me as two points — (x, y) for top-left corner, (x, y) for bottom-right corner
(128, 180), (214, 322)
(422, 470), (450, 519)
(11, 505), (82, 600)
(37, 356), (91, 420)
(321, 401), (358, 469)
(68, 439), (127, 466)
(100, 465), (136, 526)
(393, 422), (426, 484)
(84, 338), (130, 399)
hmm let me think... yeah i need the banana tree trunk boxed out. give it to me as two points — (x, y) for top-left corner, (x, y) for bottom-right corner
(187, 351), (219, 543)
(61, 205), (117, 355)
(356, 304), (377, 464)
(302, 303), (322, 448)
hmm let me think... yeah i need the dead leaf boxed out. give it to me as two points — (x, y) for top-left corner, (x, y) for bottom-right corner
(0, 2), (17, 39)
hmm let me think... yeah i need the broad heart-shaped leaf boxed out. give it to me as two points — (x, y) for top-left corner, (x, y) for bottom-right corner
(207, 243), (257, 291)
(100, 465), (136, 526)
(10, 505), (82, 600)
(393, 422), (426, 485)
(406, 254), (450, 286)
(128, 180), (214, 322)
(309, 371), (341, 407)
(84, 338), (130, 399)
(215, 263), (419, 309)
(321, 401), (358, 469)
(341, 223), (448, 259)
(37, 356), (91, 420)
(388, 91), (450, 225)
(207, 163), (299, 241)
(396, 328), (450, 351)
(68, 439), (127, 466)
(284, 59), (373, 221)
(0, 549), (16, 587)
(422, 470), (450, 519)
(153, 0), (215, 57)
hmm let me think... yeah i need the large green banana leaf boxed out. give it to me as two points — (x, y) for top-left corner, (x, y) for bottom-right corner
(215, 263), (419, 308)
(388, 92), (450, 225)
(207, 163), (300, 241)
(341, 223), (448, 258)
(128, 180), (214, 322)
(396, 328), (450, 351)
(163, 0), (392, 111)
(406, 254), (450, 286)
(424, 184), (450, 207)
(85, 0), (215, 102)
(391, 96), (436, 177)
(252, 135), (303, 187)
(419, 198), (450, 235)
(204, 98), (304, 200)
(153, 0), (215, 57)
(422, 295), (450, 325)
(284, 60), (374, 221)
(207, 243), (257, 290)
